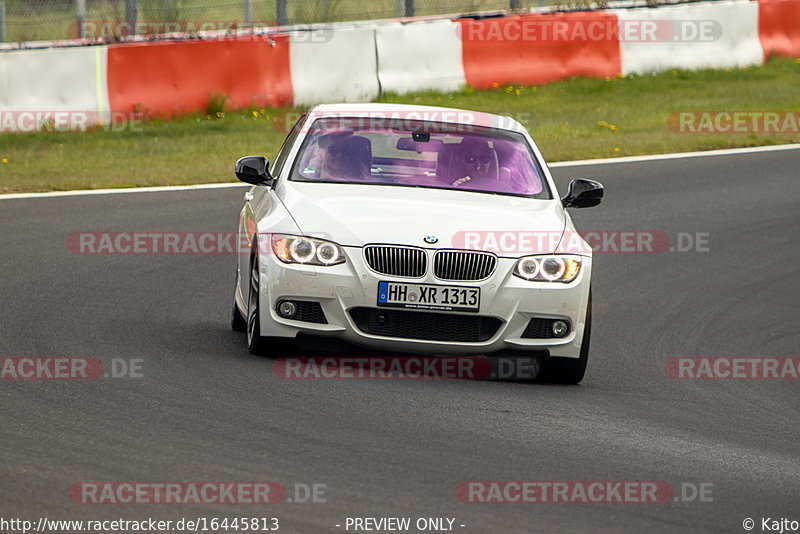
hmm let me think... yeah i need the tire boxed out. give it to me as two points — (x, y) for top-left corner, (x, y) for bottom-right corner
(540, 288), (592, 385)
(231, 272), (247, 333)
(246, 250), (271, 355)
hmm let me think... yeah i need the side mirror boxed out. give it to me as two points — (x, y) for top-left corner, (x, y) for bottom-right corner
(561, 179), (604, 208)
(235, 156), (274, 186)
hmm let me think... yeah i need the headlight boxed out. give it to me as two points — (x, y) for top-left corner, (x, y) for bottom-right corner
(271, 234), (345, 266)
(513, 255), (581, 283)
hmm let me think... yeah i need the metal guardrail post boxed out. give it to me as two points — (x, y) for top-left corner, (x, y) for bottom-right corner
(277, 0), (288, 25)
(0, 1), (5, 43)
(126, 0), (137, 33)
(77, 0), (86, 39)
(245, 0), (252, 23)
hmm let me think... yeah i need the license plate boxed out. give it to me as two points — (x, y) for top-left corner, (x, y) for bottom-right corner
(377, 282), (480, 312)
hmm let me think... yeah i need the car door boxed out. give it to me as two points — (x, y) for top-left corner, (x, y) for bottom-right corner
(237, 114), (307, 302)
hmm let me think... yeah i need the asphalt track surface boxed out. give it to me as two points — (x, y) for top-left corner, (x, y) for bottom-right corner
(1, 148), (799, 533)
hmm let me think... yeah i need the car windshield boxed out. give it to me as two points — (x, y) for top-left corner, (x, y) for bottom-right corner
(289, 117), (551, 198)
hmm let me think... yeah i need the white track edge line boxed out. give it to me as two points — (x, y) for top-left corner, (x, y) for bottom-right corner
(0, 182), (247, 200)
(548, 143), (800, 168)
(2, 143), (799, 200)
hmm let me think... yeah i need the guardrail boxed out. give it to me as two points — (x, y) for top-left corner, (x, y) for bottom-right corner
(0, 0), (735, 44)
(0, 0), (797, 131)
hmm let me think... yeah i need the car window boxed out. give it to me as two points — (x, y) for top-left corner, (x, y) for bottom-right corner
(289, 118), (552, 199)
(271, 114), (306, 179)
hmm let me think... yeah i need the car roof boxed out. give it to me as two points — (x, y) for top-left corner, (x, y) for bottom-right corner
(305, 103), (529, 135)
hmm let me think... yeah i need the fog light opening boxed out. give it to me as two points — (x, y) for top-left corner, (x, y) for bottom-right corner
(552, 320), (569, 337)
(278, 300), (298, 319)
(375, 311), (390, 326)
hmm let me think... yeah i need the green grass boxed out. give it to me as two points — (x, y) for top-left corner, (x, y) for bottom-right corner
(1, 57), (798, 193)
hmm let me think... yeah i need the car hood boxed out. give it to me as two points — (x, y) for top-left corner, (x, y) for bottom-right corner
(278, 182), (567, 253)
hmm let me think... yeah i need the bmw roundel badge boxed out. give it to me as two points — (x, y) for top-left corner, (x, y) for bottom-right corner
(423, 235), (438, 244)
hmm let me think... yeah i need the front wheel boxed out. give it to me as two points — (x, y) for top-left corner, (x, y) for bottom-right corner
(539, 288), (592, 385)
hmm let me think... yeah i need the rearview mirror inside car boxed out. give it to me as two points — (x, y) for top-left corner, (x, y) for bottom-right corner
(396, 137), (445, 153)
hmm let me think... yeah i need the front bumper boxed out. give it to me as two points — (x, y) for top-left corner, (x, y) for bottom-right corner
(255, 244), (592, 358)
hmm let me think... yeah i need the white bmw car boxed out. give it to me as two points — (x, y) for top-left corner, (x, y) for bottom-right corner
(231, 104), (603, 383)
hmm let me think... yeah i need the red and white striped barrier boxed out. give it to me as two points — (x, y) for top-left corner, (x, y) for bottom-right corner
(375, 19), (466, 94)
(758, 0), (800, 59)
(458, 11), (622, 88)
(290, 25), (380, 105)
(0, 46), (110, 124)
(613, 0), (762, 74)
(1, 0), (798, 130)
(107, 36), (293, 118)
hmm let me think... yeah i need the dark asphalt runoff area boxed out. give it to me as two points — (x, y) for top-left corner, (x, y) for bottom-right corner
(1, 147), (799, 533)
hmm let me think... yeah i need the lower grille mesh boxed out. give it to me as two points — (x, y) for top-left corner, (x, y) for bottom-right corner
(521, 318), (569, 339)
(278, 300), (327, 324)
(349, 307), (501, 342)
